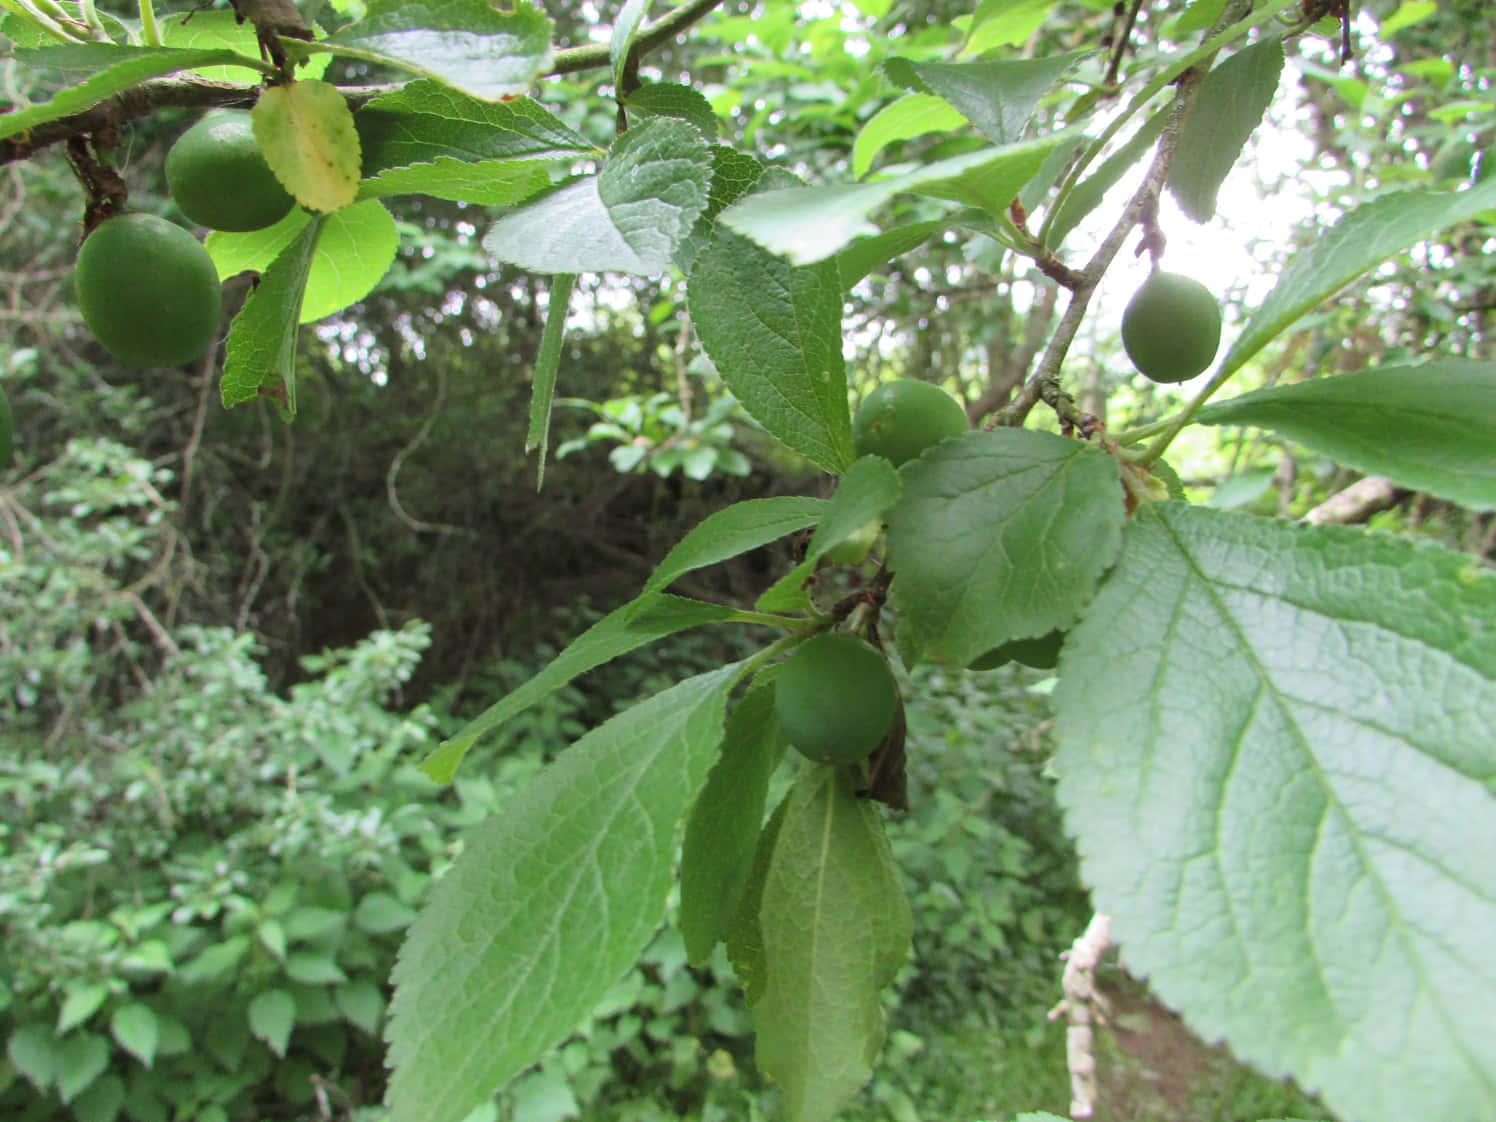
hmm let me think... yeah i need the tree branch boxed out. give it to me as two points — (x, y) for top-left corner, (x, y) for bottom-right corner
(1302, 475), (1406, 525)
(2, 0), (729, 166)
(550, 0), (728, 76)
(994, 0), (1251, 429)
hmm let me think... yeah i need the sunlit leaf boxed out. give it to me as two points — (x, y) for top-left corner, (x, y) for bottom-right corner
(484, 118), (711, 275)
(208, 200), (397, 322)
(253, 79), (361, 213)
(327, 0), (553, 101)
(1221, 179), (1496, 376)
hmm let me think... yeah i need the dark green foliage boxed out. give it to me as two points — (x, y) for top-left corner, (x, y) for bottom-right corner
(0, 381), (11, 465)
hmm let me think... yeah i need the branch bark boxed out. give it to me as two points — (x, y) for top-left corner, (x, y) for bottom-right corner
(2, 0), (729, 166)
(1302, 475), (1406, 525)
(1047, 912), (1112, 1119)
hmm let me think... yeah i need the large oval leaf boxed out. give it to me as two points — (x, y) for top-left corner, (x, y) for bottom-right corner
(1053, 503), (1496, 1122)
(886, 428), (1124, 667)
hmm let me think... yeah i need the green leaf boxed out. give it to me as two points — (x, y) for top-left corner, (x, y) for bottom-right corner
(421, 593), (743, 783)
(1046, 107), (1167, 249)
(674, 146), (765, 272)
(688, 217), (853, 472)
(610, 0), (651, 91)
(1221, 178), (1496, 376)
(56, 1031), (110, 1104)
(1167, 38), (1284, 223)
(805, 456), (901, 563)
(721, 134), (1069, 265)
(725, 790), (792, 1005)
(253, 79), (362, 213)
(7, 1023), (58, 1091)
(1380, 0), (1437, 36)
(355, 891), (418, 934)
(835, 221), (942, 290)
(70, 1071), (125, 1122)
(625, 82), (718, 137)
(159, 10), (330, 83)
(1195, 361), (1496, 511)
(119, 940), (173, 974)
(645, 496), (829, 594)
(1053, 503), (1496, 1122)
(964, 0), (1057, 52)
(367, 158), (551, 206)
(852, 93), (968, 179)
(57, 981), (110, 1034)
(883, 49), (1088, 146)
(258, 919), (288, 961)
(1168, 0), (1228, 34)
(356, 83), (595, 203)
(326, 0), (553, 101)
(221, 214), (323, 418)
(385, 663), (746, 1122)
(680, 682), (789, 965)
(755, 558), (818, 615)
(528, 273), (575, 489)
(484, 118), (712, 275)
(178, 935), (252, 984)
(248, 990), (296, 1058)
(109, 1004), (158, 1068)
(886, 429), (1124, 667)
(752, 766), (911, 1122)
(335, 981), (386, 1034)
(1, 45), (260, 141)
(1205, 468), (1274, 509)
(285, 953), (348, 986)
(208, 200), (397, 323)
(509, 1066), (579, 1122)
(284, 906), (347, 941)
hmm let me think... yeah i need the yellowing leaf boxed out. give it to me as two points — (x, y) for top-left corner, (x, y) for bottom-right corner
(253, 80), (362, 213)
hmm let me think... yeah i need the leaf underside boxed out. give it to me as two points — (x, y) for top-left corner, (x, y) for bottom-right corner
(1053, 503), (1496, 1122)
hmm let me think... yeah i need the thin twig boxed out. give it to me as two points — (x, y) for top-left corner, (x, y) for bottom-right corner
(1047, 912), (1113, 1119)
(996, 0), (1251, 429)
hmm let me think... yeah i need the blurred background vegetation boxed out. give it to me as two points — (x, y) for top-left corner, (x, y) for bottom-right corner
(1, 0), (1491, 1119)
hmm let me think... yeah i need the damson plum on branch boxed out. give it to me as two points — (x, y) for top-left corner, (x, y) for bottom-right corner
(74, 213), (223, 367)
(851, 378), (968, 467)
(774, 632), (898, 766)
(1121, 271), (1222, 383)
(165, 111), (297, 233)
